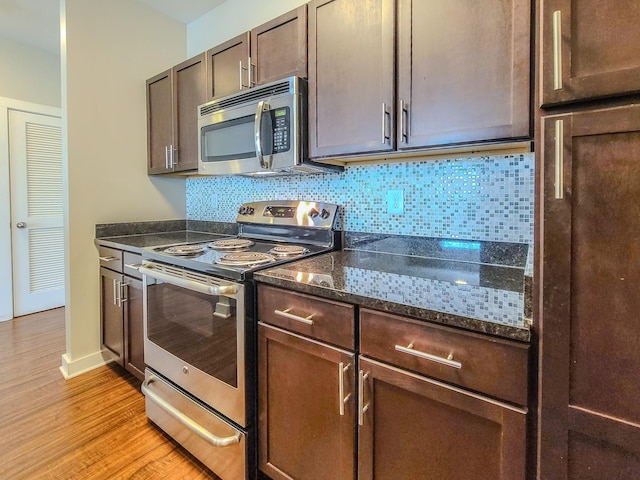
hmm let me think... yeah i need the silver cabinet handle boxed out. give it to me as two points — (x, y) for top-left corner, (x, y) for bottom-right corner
(142, 375), (241, 447)
(239, 60), (250, 90)
(400, 99), (408, 143)
(248, 56), (255, 87)
(164, 145), (169, 169)
(16, 222), (27, 228)
(99, 256), (118, 262)
(124, 263), (143, 270)
(239, 60), (243, 90)
(120, 282), (128, 304)
(338, 362), (352, 416)
(139, 265), (237, 296)
(274, 308), (314, 325)
(395, 343), (462, 369)
(381, 103), (390, 144)
(112, 278), (118, 306)
(169, 144), (176, 167)
(554, 119), (564, 199)
(358, 369), (369, 426)
(552, 10), (563, 91)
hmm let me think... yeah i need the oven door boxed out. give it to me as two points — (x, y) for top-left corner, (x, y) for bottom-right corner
(140, 261), (246, 427)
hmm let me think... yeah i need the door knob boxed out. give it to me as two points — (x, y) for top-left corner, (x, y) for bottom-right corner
(16, 222), (26, 228)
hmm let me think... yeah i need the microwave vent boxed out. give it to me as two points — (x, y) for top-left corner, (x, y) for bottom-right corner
(200, 79), (295, 116)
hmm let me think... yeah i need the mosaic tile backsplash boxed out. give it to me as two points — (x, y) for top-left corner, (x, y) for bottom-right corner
(186, 153), (534, 245)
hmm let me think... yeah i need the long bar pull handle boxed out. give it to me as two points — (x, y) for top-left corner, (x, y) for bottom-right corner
(338, 362), (352, 416)
(395, 343), (462, 369)
(139, 265), (237, 296)
(381, 103), (390, 144)
(400, 99), (408, 143)
(552, 10), (563, 91)
(254, 99), (270, 169)
(170, 144), (176, 167)
(274, 308), (314, 325)
(248, 56), (255, 87)
(99, 256), (118, 262)
(142, 375), (241, 447)
(239, 60), (244, 90)
(115, 279), (122, 307)
(164, 145), (169, 169)
(120, 282), (128, 304)
(112, 278), (118, 306)
(358, 369), (370, 426)
(554, 119), (564, 199)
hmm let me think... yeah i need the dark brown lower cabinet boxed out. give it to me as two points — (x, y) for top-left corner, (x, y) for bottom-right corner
(539, 104), (640, 478)
(99, 248), (145, 381)
(258, 323), (356, 480)
(357, 357), (527, 480)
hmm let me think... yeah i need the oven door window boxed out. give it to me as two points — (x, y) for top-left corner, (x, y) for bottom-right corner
(201, 115), (255, 163)
(146, 282), (238, 388)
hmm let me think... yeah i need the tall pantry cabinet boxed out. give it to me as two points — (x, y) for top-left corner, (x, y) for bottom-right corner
(538, 1), (640, 478)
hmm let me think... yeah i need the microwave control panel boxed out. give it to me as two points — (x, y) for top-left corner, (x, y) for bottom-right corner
(270, 107), (290, 153)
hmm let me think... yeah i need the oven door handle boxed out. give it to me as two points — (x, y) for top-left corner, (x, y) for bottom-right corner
(142, 375), (241, 447)
(139, 266), (237, 296)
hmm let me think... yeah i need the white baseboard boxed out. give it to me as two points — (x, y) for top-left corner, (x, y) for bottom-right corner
(59, 350), (113, 379)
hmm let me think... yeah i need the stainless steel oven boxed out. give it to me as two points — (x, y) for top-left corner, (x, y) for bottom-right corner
(140, 200), (340, 480)
(140, 264), (249, 480)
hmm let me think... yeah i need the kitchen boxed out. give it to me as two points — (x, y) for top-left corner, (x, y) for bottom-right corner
(1, 0), (639, 479)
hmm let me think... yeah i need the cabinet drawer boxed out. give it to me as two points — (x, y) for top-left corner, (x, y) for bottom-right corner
(359, 309), (529, 406)
(258, 285), (355, 350)
(98, 246), (122, 272)
(123, 251), (143, 279)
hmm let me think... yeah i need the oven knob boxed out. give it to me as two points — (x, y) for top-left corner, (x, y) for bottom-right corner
(247, 207), (255, 215)
(321, 208), (330, 219)
(182, 366), (189, 375)
(238, 206), (247, 215)
(308, 208), (319, 218)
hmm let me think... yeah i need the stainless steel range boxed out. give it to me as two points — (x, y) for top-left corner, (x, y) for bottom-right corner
(139, 200), (340, 480)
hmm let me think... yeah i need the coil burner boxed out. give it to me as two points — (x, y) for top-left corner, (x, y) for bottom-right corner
(268, 245), (310, 257)
(216, 251), (276, 266)
(208, 238), (255, 250)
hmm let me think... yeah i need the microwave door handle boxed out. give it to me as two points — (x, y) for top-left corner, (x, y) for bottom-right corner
(254, 100), (270, 169)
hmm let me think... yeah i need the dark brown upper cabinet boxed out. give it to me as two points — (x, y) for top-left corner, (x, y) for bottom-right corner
(539, 104), (640, 478)
(208, 6), (308, 100)
(251, 5), (308, 86)
(146, 53), (207, 174)
(206, 32), (250, 100)
(308, 0), (396, 159)
(541, 0), (640, 107)
(397, 0), (530, 150)
(308, 0), (530, 160)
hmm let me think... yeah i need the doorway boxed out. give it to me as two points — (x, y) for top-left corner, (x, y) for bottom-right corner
(0, 100), (64, 320)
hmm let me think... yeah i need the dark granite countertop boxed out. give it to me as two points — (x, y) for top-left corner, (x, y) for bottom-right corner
(255, 235), (531, 342)
(94, 220), (237, 254)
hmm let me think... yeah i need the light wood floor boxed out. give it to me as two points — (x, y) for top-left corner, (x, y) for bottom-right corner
(0, 308), (218, 479)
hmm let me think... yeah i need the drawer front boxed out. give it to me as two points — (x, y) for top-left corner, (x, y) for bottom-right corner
(123, 251), (143, 279)
(258, 284), (355, 350)
(359, 309), (529, 406)
(98, 246), (122, 272)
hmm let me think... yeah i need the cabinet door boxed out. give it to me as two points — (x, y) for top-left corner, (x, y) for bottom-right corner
(308, 0), (395, 158)
(539, 105), (640, 478)
(258, 323), (356, 480)
(173, 53), (206, 173)
(100, 267), (124, 366)
(207, 32), (250, 100)
(397, 0), (530, 150)
(123, 275), (144, 380)
(146, 69), (173, 174)
(250, 6), (308, 86)
(541, 0), (640, 106)
(358, 357), (526, 480)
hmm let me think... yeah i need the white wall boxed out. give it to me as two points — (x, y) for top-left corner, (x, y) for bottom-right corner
(61, 0), (188, 377)
(187, 0), (307, 56)
(0, 37), (61, 108)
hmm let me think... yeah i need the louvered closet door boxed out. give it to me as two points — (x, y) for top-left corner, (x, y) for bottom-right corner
(9, 111), (64, 316)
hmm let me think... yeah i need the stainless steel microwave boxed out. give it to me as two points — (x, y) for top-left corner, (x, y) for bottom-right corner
(198, 76), (342, 176)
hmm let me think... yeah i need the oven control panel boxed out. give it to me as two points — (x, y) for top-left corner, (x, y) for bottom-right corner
(236, 200), (339, 229)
